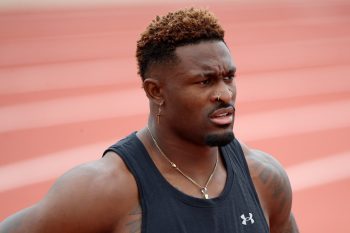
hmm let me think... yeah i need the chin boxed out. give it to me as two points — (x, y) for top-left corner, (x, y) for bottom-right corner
(204, 131), (235, 147)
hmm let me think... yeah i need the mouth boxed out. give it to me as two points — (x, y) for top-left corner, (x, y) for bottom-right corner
(209, 106), (235, 126)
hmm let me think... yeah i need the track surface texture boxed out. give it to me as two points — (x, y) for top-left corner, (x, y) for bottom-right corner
(1, 0), (350, 232)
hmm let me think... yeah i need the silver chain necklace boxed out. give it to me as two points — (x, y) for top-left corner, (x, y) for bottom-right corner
(146, 126), (218, 199)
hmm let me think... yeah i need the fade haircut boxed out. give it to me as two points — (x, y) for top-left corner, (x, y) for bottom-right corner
(136, 8), (225, 80)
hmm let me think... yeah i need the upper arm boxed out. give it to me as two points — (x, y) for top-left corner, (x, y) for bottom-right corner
(240, 142), (299, 233)
(0, 154), (138, 233)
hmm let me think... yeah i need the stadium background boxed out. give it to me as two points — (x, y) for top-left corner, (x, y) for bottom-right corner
(1, 0), (350, 232)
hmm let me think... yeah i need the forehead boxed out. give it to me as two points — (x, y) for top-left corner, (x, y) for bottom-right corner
(174, 40), (235, 75)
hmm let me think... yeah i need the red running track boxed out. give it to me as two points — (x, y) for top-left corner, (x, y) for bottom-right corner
(0, 1), (350, 232)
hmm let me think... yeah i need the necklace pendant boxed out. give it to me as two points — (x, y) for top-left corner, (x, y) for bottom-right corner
(201, 188), (209, 199)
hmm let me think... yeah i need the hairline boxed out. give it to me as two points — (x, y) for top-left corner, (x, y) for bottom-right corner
(143, 38), (226, 80)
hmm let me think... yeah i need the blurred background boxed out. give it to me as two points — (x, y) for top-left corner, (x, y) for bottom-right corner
(0, 0), (349, 232)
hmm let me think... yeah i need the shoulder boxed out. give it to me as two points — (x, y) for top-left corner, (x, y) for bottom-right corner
(238, 140), (294, 233)
(46, 151), (138, 218)
(1, 151), (138, 233)
(54, 151), (137, 201)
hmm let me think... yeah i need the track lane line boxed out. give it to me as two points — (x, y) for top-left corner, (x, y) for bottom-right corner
(0, 89), (148, 133)
(1, 63), (349, 96)
(1, 99), (350, 192)
(0, 141), (349, 193)
(1, 94), (349, 134)
(236, 99), (350, 141)
(0, 141), (106, 192)
(287, 152), (350, 192)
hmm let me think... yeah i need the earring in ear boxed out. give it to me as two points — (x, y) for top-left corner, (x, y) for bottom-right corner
(157, 101), (164, 124)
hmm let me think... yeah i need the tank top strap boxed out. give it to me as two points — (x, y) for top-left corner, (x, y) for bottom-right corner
(103, 132), (164, 200)
(222, 139), (251, 180)
(222, 139), (268, 225)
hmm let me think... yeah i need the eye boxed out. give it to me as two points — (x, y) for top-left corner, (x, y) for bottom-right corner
(223, 75), (235, 82)
(198, 79), (211, 86)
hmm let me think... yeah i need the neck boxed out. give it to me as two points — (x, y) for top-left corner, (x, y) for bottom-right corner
(144, 122), (219, 178)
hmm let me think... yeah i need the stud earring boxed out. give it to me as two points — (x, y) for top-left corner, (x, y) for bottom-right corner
(216, 92), (221, 102)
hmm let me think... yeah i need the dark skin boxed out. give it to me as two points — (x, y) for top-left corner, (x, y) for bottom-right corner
(0, 40), (299, 233)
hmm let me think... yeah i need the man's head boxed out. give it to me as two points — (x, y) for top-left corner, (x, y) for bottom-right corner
(136, 8), (225, 80)
(139, 8), (236, 147)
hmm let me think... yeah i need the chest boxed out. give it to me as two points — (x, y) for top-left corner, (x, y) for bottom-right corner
(140, 175), (269, 233)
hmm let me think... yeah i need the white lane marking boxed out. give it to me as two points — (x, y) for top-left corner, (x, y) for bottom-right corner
(0, 143), (349, 193)
(235, 99), (350, 141)
(0, 58), (136, 94)
(0, 94), (350, 134)
(237, 64), (350, 102)
(0, 141), (108, 192)
(0, 0), (343, 10)
(0, 0), (233, 10)
(0, 89), (148, 133)
(0, 98), (349, 192)
(2, 63), (349, 96)
(287, 152), (350, 191)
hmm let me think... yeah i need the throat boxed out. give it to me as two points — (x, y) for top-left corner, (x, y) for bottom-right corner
(146, 126), (228, 199)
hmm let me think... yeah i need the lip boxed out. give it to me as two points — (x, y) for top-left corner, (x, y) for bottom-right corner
(209, 106), (235, 126)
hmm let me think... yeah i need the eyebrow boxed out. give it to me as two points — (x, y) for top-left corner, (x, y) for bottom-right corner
(201, 67), (236, 77)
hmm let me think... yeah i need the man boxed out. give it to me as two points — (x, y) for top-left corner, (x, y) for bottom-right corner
(0, 8), (299, 233)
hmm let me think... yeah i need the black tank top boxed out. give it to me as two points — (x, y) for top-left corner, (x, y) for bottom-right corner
(103, 132), (269, 233)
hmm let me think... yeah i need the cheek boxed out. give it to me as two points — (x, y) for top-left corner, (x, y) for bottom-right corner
(168, 97), (196, 116)
(167, 91), (199, 109)
(164, 82), (213, 116)
(166, 92), (207, 119)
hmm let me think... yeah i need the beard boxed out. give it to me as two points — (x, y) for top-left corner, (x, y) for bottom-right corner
(204, 131), (235, 147)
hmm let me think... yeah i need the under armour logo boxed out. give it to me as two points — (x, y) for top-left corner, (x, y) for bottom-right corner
(241, 213), (255, 225)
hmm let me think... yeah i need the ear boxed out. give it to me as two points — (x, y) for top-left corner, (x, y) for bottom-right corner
(143, 78), (164, 104)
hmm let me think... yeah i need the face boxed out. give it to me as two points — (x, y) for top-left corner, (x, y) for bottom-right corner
(158, 40), (237, 146)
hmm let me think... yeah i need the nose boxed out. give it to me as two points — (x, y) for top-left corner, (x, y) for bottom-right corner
(210, 85), (235, 103)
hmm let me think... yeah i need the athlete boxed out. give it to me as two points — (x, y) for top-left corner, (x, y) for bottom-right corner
(0, 8), (299, 233)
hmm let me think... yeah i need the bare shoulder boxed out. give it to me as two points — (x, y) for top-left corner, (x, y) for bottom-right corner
(239, 141), (292, 203)
(0, 151), (139, 233)
(238, 141), (299, 233)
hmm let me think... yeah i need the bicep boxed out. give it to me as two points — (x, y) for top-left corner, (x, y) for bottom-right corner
(1, 163), (114, 233)
(0, 205), (41, 233)
(246, 149), (296, 233)
(0, 178), (93, 233)
(282, 213), (300, 233)
(265, 165), (296, 233)
(0, 190), (80, 233)
(1, 158), (138, 233)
